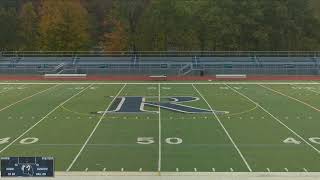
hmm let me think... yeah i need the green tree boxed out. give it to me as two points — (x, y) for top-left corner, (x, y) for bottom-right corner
(81, 0), (113, 49)
(110, 0), (150, 51)
(18, 2), (38, 50)
(137, 0), (181, 51)
(0, 0), (18, 9)
(0, 8), (18, 50)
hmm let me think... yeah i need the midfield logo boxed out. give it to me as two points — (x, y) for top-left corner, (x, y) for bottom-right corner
(98, 96), (229, 114)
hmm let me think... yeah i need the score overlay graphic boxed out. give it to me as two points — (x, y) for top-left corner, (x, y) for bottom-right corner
(1, 157), (54, 177)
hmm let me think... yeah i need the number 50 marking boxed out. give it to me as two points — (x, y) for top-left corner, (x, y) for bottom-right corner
(137, 137), (183, 145)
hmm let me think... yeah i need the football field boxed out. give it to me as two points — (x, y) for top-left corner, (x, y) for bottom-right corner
(0, 82), (320, 173)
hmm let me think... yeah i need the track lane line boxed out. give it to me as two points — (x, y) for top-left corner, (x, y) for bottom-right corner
(0, 84), (94, 154)
(192, 84), (252, 172)
(225, 84), (320, 154)
(0, 84), (59, 113)
(66, 84), (127, 172)
(259, 84), (320, 112)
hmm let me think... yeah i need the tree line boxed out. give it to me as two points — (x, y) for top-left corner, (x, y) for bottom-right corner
(1, 0), (320, 51)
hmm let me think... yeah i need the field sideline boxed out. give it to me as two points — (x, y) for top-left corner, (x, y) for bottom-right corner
(0, 82), (320, 173)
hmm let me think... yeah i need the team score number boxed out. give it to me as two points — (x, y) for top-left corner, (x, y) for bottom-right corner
(137, 137), (183, 145)
(0, 137), (39, 145)
(283, 137), (320, 145)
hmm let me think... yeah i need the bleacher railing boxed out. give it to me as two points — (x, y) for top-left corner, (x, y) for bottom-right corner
(1, 51), (320, 58)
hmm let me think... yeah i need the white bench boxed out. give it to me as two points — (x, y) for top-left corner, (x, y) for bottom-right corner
(149, 75), (167, 81)
(44, 74), (87, 78)
(216, 74), (247, 79)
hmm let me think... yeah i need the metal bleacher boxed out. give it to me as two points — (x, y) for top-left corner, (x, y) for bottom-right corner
(0, 51), (319, 76)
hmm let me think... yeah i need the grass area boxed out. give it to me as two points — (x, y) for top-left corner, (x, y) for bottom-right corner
(0, 82), (320, 172)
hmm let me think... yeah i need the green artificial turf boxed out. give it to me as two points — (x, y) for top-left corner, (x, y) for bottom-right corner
(0, 82), (319, 172)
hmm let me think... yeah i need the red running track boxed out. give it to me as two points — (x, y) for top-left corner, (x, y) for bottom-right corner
(0, 75), (320, 81)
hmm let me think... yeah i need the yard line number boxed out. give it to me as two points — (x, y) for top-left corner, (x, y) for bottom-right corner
(0, 137), (39, 145)
(283, 137), (320, 145)
(137, 137), (183, 145)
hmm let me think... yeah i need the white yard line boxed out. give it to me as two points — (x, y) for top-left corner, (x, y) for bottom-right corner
(0, 82), (320, 85)
(192, 84), (252, 172)
(0, 84), (93, 154)
(0, 84), (59, 113)
(225, 84), (320, 154)
(259, 84), (320, 112)
(66, 84), (127, 172)
(158, 83), (162, 172)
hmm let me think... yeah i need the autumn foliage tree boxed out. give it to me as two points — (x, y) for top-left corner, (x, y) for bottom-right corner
(38, 0), (90, 51)
(1, 0), (320, 51)
(102, 19), (128, 51)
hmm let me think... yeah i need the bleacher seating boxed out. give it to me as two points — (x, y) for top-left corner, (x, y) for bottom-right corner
(0, 51), (319, 75)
